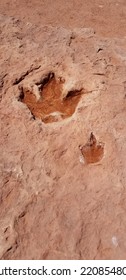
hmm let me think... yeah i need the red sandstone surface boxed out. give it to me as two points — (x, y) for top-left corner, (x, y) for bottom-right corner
(0, 0), (126, 259)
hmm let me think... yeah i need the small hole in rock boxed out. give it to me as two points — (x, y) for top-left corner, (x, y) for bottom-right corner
(19, 73), (83, 123)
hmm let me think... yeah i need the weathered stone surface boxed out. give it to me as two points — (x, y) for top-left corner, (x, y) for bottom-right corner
(0, 1), (126, 259)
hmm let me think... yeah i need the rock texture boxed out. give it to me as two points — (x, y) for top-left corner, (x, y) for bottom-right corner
(0, 1), (126, 259)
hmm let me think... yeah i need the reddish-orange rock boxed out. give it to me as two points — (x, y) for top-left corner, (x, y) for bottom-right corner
(0, 0), (126, 260)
